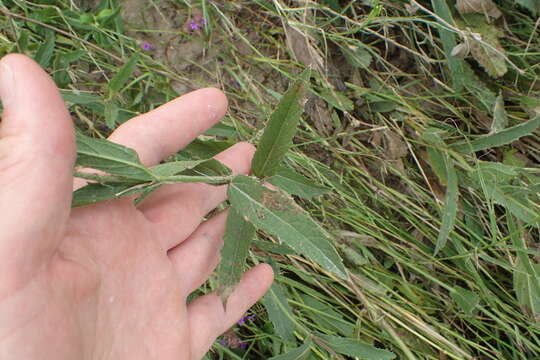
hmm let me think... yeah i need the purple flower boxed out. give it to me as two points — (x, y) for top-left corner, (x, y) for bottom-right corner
(189, 20), (200, 31)
(219, 338), (228, 346)
(239, 342), (248, 350)
(237, 313), (256, 326)
(141, 42), (153, 51)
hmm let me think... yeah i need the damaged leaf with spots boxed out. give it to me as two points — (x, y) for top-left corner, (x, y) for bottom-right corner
(228, 175), (347, 279)
(461, 15), (507, 78)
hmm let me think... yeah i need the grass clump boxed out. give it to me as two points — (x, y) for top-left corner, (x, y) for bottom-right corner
(1, 0), (539, 358)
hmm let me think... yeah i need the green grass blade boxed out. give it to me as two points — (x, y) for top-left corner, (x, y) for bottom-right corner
(434, 154), (458, 255)
(452, 115), (540, 153)
(431, 0), (466, 91)
(217, 207), (256, 303)
(228, 175), (347, 279)
(316, 334), (396, 359)
(251, 70), (310, 178)
(76, 133), (153, 181)
(268, 338), (312, 360)
(300, 294), (355, 337)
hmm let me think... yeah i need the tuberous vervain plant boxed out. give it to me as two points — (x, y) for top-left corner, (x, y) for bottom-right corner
(72, 69), (348, 302)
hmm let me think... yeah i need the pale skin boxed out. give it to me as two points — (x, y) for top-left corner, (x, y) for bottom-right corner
(0, 54), (274, 359)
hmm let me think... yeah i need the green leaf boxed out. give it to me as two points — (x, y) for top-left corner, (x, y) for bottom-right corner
(150, 159), (231, 178)
(450, 286), (480, 316)
(61, 90), (101, 105)
(317, 88), (354, 112)
(342, 45), (372, 69)
(451, 115), (540, 153)
(179, 139), (234, 160)
(514, 0), (539, 16)
(104, 101), (119, 129)
(217, 207), (256, 302)
(492, 188), (539, 225)
(108, 54), (139, 96)
(229, 175), (347, 278)
(423, 128), (448, 185)
(253, 240), (295, 255)
(434, 154), (458, 255)
(72, 182), (145, 207)
(35, 30), (55, 68)
(263, 281), (296, 342)
(174, 159), (232, 179)
(431, 0), (467, 91)
(317, 334), (396, 360)
(251, 70), (310, 178)
(462, 15), (507, 78)
(491, 92), (508, 134)
(301, 294), (355, 337)
(76, 133), (153, 181)
(514, 261), (540, 318)
(268, 339), (313, 360)
(268, 167), (329, 199)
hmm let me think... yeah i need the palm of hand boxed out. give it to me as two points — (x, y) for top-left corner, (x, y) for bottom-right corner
(0, 55), (272, 360)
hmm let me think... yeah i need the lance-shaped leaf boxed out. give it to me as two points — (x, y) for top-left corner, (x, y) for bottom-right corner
(251, 70), (310, 178)
(491, 92), (508, 134)
(217, 207), (256, 303)
(268, 166), (329, 199)
(316, 334), (396, 360)
(228, 175), (347, 279)
(434, 153), (459, 255)
(451, 115), (540, 153)
(108, 54), (139, 96)
(263, 276), (296, 343)
(150, 159), (231, 178)
(76, 133), (154, 181)
(508, 213), (540, 320)
(72, 182), (148, 207)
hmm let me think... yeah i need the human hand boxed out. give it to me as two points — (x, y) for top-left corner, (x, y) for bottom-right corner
(0, 54), (273, 359)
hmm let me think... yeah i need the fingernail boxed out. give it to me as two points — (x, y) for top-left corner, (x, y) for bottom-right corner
(0, 62), (15, 106)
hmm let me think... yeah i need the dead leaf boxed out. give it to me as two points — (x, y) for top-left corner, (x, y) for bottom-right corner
(383, 130), (408, 160)
(456, 0), (502, 19)
(459, 15), (508, 78)
(283, 24), (324, 72)
(305, 96), (335, 136)
(451, 42), (470, 59)
(469, 32), (507, 78)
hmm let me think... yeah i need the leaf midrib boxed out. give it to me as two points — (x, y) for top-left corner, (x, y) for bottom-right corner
(256, 84), (302, 176)
(230, 182), (344, 277)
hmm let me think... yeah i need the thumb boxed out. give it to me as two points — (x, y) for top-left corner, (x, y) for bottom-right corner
(0, 54), (75, 295)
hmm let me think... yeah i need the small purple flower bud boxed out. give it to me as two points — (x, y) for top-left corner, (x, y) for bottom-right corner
(141, 42), (153, 51)
(237, 317), (246, 326)
(219, 338), (228, 346)
(239, 342), (248, 350)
